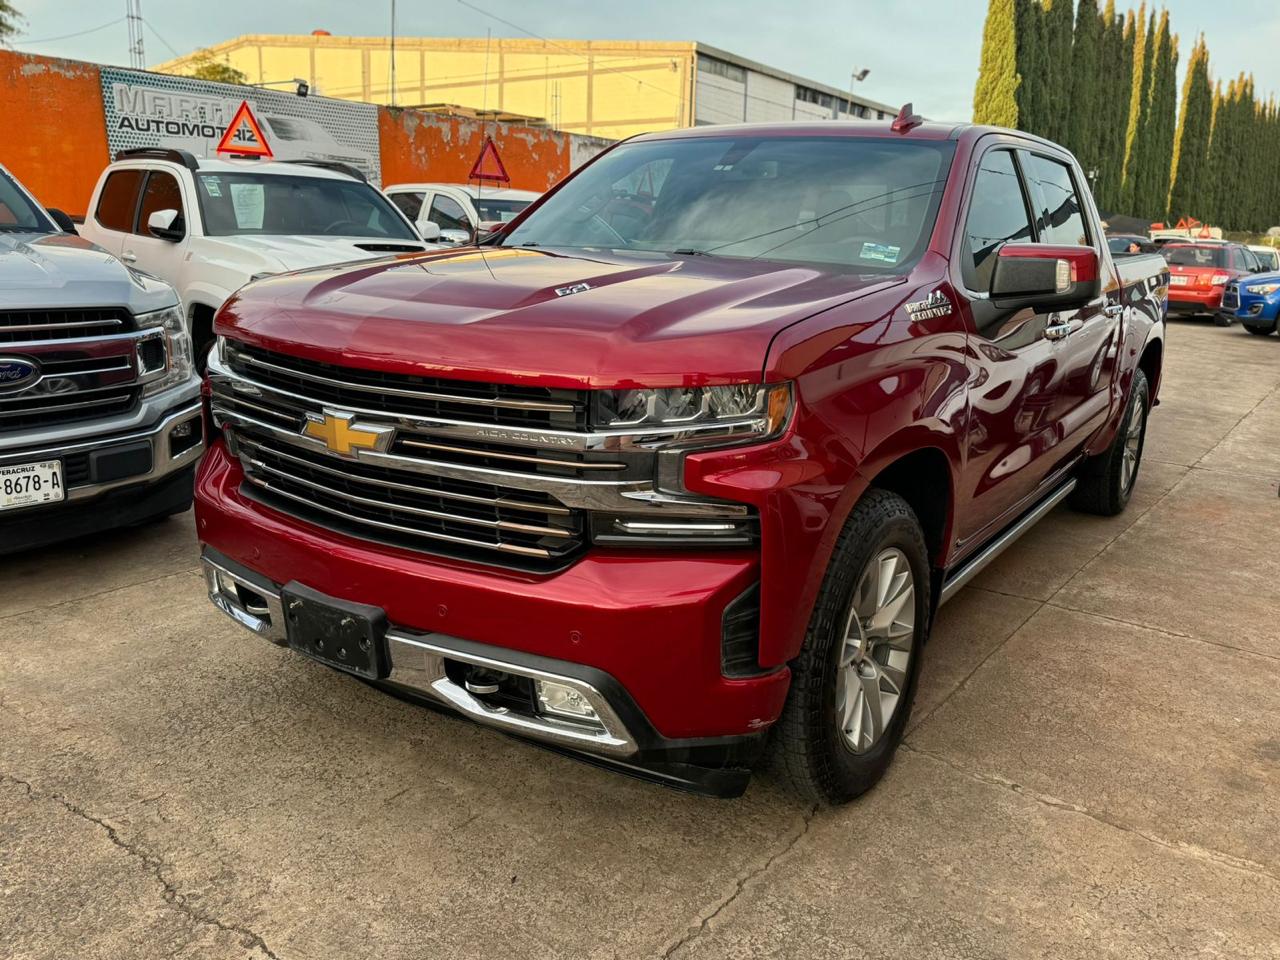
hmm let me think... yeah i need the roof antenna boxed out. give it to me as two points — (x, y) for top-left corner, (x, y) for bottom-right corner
(891, 103), (924, 134)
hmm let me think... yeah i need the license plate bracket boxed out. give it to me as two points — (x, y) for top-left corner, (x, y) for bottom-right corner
(281, 582), (389, 680)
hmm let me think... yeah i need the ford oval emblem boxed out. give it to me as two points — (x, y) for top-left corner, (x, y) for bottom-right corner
(0, 357), (40, 392)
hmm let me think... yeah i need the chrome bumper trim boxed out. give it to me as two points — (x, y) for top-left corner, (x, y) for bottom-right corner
(0, 400), (204, 501)
(201, 553), (638, 757)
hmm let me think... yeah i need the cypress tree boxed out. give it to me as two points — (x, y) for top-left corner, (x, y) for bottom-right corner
(1015, 0), (1047, 136)
(1141, 13), (1178, 219)
(1041, 0), (1075, 142)
(1169, 36), (1212, 222)
(1067, 0), (1102, 177)
(973, 0), (1022, 127)
(1120, 6), (1150, 214)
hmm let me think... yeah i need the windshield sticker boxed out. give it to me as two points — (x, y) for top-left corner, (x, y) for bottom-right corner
(229, 183), (265, 230)
(860, 242), (901, 264)
(202, 177), (223, 197)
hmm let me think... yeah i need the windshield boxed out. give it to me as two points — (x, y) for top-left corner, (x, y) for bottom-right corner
(1254, 248), (1279, 270)
(1164, 245), (1228, 268)
(195, 172), (417, 239)
(0, 169), (54, 234)
(503, 136), (955, 272)
(474, 197), (532, 223)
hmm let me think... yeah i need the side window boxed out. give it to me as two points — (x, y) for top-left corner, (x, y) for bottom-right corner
(389, 191), (424, 220)
(962, 150), (1034, 291)
(136, 171), (185, 236)
(1238, 248), (1260, 272)
(95, 169), (145, 233)
(427, 194), (470, 233)
(1023, 153), (1089, 247)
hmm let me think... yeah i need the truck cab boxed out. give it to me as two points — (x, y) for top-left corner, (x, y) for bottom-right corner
(384, 182), (541, 244)
(0, 163), (203, 553)
(79, 150), (430, 362)
(196, 118), (1166, 803)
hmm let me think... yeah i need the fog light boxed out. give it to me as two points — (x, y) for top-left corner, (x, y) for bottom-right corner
(535, 680), (599, 723)
(172, 421), (193, 439)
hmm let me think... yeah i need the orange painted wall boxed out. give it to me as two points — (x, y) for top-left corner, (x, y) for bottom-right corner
(378, 108), (572, 191)
(0, 52), (108, 218)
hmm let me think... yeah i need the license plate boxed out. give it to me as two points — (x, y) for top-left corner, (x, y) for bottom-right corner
(0, 460), (64, 512)
(1170, 275), (1190, 286)
(281, 582), (389, 679)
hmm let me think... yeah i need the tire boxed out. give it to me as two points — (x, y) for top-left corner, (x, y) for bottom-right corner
(1245, 322), (1277, 336)
(1071, 368), (1149, 517)
(771, 489), (931, 805)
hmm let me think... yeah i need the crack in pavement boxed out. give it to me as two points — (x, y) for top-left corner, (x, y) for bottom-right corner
(900, 745), (1280, 887)
(656, 803), (819, 959)
(0, 773), (282, 960)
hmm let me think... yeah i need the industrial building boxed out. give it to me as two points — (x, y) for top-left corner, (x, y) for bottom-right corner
(155, 35), (896, 141)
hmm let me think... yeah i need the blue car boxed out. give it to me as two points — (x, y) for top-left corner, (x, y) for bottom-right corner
(1220, 272), (1280, 335)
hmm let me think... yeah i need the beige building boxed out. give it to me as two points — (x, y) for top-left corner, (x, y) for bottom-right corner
(156, 35), (896, 141)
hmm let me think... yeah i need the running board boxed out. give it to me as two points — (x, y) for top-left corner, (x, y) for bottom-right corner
(938, 479), (1077, 606)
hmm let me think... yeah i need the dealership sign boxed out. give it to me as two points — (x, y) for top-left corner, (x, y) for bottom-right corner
(99, 68), (382, 184)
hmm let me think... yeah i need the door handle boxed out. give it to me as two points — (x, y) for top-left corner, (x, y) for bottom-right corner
(1102, 304), (1124, 319)
(1044, 319), (1074, 341)
(121, 252), (137, 263)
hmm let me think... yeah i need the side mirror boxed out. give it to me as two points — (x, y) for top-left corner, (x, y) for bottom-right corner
(416, 220), (442, 242)
(47, 208), (78, 234)
(440, 228), (473, 246)
(147, 208), (185, 242)
(990, 243), (1100, 311)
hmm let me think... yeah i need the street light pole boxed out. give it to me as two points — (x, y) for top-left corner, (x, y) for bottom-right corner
(847, 67), (869, 119)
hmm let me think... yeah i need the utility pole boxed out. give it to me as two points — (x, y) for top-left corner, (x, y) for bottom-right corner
(126, 0), (145, 69)
(389, 0), (397, 106)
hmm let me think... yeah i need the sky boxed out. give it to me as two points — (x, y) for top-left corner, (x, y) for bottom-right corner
(11, 0), (1280, 124)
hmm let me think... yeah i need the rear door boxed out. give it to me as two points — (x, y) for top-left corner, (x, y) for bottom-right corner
(953, 143), (1118, 553)
(86, 168), (145, 258)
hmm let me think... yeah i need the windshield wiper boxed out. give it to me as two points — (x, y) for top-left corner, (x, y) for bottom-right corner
(671, 248), (715, 257)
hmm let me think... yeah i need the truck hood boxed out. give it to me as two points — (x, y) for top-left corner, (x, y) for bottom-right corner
(202, 234), (432, 275)
(219, 247), (902, 388)
(0, 232), (177, 313)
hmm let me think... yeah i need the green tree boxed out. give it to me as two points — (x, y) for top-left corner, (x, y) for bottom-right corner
(0, 0), (23, 44)
(1120, 7), (1153, 213)
(186, 49), (248, 86)
(973, 0), (1022, 127)
(1096, 2), (1134, 211)
(1137, 12), (1178, 219)
(1066, 0), (1102, 179)
(1041, 0), (1075, 142)
(1015, 0), (1047, 136)
(1169, 36), (1212, 221)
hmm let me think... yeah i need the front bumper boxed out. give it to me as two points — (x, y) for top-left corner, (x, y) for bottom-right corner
(202, 547), (768, 796)
(195, 440), (790, 792)
(0, 388), (205, 553)
(1219, 285), (1280, 327)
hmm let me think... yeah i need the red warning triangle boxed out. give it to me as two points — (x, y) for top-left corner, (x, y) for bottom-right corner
(216, 100), (274, 159)
(468, 136), (510, 183)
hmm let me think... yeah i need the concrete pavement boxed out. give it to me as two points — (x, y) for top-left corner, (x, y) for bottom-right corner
(2, 321), (1278, 959)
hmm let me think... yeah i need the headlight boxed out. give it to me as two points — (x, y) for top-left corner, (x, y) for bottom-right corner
(595, 383), (792, 446)
(1246, 282), (1280, 295)
(136, 304), (194, 397)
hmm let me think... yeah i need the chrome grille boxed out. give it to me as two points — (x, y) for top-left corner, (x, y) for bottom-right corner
(226, 341), (589, 430)
(0, 342), (141, 432)
(0, 308), (130, 344)
(209, 345), (632, 570)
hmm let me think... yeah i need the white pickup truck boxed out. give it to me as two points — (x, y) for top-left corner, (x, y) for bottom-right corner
(384, 183), (540, 244)
(80, 149), (432, 362)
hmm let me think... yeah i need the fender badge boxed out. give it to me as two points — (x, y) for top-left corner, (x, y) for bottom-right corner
(905, 288), (952, 320)
(555, 282), (591, 297)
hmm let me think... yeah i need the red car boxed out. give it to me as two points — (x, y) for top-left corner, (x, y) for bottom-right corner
(1164, 242), (1262, 324)
(196, 116), (1167, 803)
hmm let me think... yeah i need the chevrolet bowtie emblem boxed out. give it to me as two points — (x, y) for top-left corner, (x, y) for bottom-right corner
(301, 410), (395, 458)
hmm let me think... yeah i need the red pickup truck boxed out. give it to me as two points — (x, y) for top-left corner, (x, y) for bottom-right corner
(197, 116), (1166, 803)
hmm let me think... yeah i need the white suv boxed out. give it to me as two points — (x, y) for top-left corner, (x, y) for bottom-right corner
(385, 183), (541, 244)
(81, 149), (431, 361)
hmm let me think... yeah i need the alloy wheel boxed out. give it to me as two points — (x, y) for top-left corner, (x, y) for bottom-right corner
(835, 547), (916, 754)
(1121, 393), (1146, 493)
